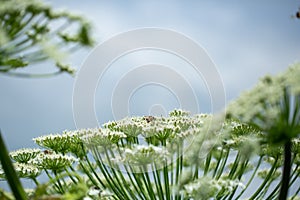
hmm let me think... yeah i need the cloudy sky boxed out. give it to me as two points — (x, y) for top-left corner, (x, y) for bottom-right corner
(1, 0), (300, 191)
(1, 1), (300, 151)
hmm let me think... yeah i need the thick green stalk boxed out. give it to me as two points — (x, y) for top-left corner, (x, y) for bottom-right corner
(279, 140), (292, 200)
(0, 131), (27, 200)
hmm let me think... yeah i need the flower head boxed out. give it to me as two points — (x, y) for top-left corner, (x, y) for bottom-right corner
(14, 163), (41, 179)
(62, 130), (88, 159)
(123, 144), (169, 166)
(227, 63), (300, 143)
(182, 177), (244, 199)
(33, 133), (72, 153)
(82, 128), (126, 147)
(9, 148), (40, 163)
(30, 152), (77, 171)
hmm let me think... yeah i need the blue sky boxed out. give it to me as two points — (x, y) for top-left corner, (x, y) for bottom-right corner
(1, 1), (300, 152)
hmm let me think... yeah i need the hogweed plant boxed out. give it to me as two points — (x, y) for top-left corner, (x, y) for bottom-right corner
(0, 64), (299, 199)
(0, 0), (93, 78)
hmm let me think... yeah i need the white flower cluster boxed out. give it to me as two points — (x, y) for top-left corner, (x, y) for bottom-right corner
(227, 63), (300, 132)
(82, 128), (127, 147)
(0, 162), (41, 179)
(30, 152), (77, 171)
(9, 148), (40, 163)
(123, 144), (169, 166)
(104, 117), (145, 137)
(33, 134), (72, 153)
(103, 110), (207, 142)
(183, 177), (244, 199)
(13, 162), (41, 178)
(84, 187), (114, 200)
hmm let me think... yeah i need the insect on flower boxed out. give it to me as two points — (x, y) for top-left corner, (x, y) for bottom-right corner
(43, 150), (52, 154)
(143, 116), (155, 123)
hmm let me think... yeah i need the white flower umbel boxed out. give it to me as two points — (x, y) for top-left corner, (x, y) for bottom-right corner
(62, 130), (88, 159)
(110, 117), (145, 137)
(13, 163), (41, 179)
(227, 63), (300, 142)
(82, 128), (126, 147)
(30, 152), (77, 171)
(33, 134), (72, 153)
(183, 177), (244, 199)
(123, 144), (169, 167)
(169, 109), (190, 117)
(9, 148), (40, 163)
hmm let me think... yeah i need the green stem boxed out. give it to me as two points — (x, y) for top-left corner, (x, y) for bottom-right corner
(249, 156), (278, 200)
(292, 185), (300, 199)
(104, 148), (133, 199)
(123, 165), (145, 199)
(108, 148), (138, 199)
(79, 161), (100, 187)
(228, 152), (241, 179)
(152, 163), (164, 200)
(93, 148), (126, 198)
(44, 170), (62, 193)
(53, 170), (65, 194)
(235, 156), (263, 200)
(226, 159), (249, 199)
(213, 148), (224, 178)
(216, 147), (230, 179)
(116, 144), (144, 199)
(162, 139), (170, 200)
(84, 152), (105, 187)
(0, 132), (27, 200)
(0, 70), (63, 78)
(289, 165), (300, 186)
(64, 167), (77, 184)
(266, 163), (298, 199)
(130, 166), (151, 199)
(31, 177), (39, 186)
(279, 140), (292, 200)
(163, 164), (170, 200)
(142, 166), (156, 199)
(203, 151), (212, 176)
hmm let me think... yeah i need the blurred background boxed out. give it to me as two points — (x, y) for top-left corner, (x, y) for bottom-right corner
(0, 0), (299, 158)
